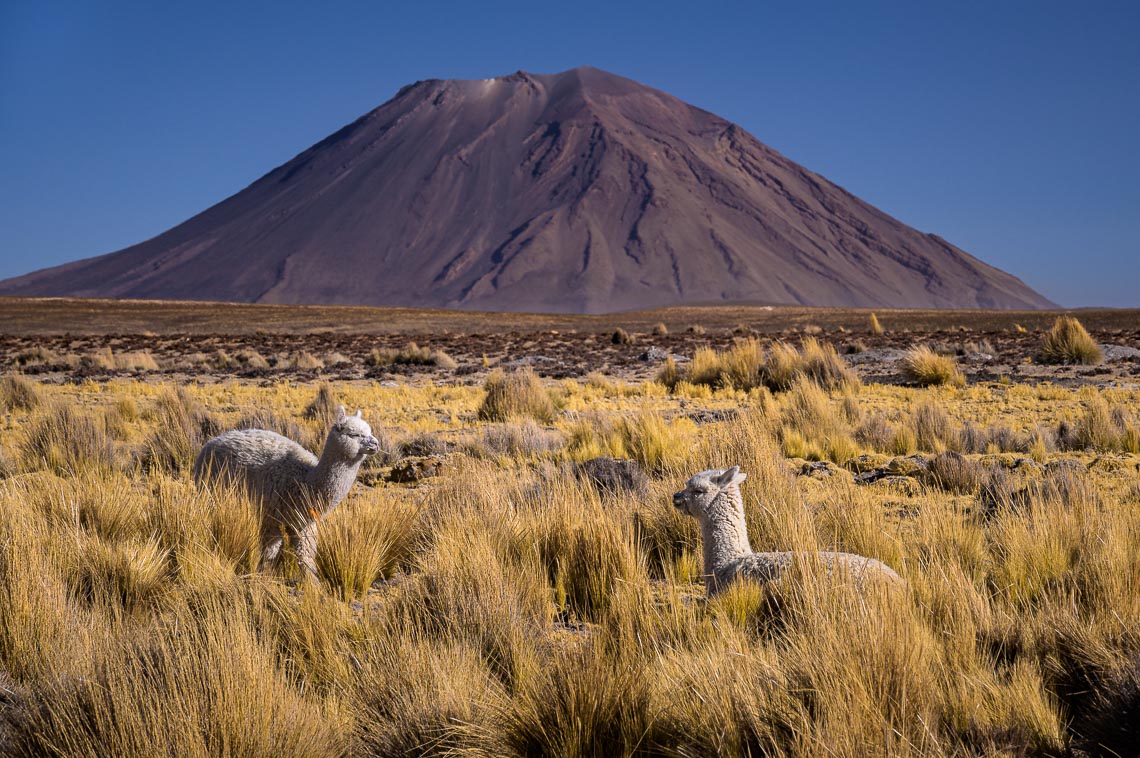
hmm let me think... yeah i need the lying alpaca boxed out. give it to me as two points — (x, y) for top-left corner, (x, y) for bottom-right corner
(193, 405), (379, 574)
(673, 466), (902, 595)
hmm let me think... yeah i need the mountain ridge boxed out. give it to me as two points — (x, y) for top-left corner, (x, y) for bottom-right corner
(0, 66), (1055, 312)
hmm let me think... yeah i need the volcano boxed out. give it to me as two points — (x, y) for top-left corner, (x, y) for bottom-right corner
(0, 66), (1054, 312)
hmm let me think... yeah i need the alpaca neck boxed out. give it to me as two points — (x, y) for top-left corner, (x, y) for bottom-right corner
(309, 441), (363, 513)
(700, 485), (753, 587)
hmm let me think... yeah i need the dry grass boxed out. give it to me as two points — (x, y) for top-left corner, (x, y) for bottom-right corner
(667, 337), (859, 393)
(0, 375), (40, 413)
(368, 341), (457, 369)
(1039, 315), (1103, 365)
(478, 368), (555, 423)
(902, 345), (966, 387)
(868, 311), (883, 335)
(1, 375), (1138, 754)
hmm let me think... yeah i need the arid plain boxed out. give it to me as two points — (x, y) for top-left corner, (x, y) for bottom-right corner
(1, 297), (1138, 756)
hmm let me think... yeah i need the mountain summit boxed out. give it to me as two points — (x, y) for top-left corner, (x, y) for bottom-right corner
(0, 66), (1053, 311)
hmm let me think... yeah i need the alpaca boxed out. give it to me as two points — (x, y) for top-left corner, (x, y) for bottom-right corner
(192, 405), (380, 574)
(673, 466), (902, 595)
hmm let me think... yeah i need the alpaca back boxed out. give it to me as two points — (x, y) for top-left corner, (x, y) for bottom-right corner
(193, 429), (318, 516)
(720, 550), (902, 595)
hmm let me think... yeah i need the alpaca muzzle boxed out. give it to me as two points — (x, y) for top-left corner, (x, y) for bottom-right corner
(362, 435), (380, 455)
(672, 491), (687, 512)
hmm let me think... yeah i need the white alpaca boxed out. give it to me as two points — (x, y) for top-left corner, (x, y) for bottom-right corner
(192, 405), (379, 574)
(673, 466), (902, 595)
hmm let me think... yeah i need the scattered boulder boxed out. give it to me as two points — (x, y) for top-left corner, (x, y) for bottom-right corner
(388, 455), (448, 483)
(800, 460), (843, 479)
(843, 453), (892, 474)
(573, 457), (650, 497)
(1101, 344), (1140, 362)
(1045, 459), (1086, 476)
(638, 346), (670, 362)
(884, 455), (928, 477)
(877, 476), (923, 497)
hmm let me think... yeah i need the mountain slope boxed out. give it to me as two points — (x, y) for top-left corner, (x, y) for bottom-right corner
(0, 66), (1054, 312)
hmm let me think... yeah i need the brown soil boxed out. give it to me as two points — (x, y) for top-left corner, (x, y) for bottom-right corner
(2, 298), (1137, 388)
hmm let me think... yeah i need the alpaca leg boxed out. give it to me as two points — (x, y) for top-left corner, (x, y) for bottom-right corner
(261, 534), (284, 571)
(295, 522), (319, 577)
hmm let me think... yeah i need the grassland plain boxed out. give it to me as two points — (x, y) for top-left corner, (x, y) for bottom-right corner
(0, 303), (1139, 756)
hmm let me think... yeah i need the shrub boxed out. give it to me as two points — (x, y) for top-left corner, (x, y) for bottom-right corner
(1058, 395), (1139, 452)
(611, 328), (633, 345)
(478, 368), (555, 423)
(720, 339), (765, 391)
(656, 356), (681, 391)
(368, 342), (455, 368)
(1039, 316), (1102, 365)
(474, 420), (563, 459)
(799, 337), (860, 391)
(0, 375), (39, 413)
(761, 341), (802, 392)
(21, 402), (115, 474)
(303, 383), (340, 424)
(868, 312), (883, 335)
(315, 496), (417, 601)
(923, 451), (986, 495)
(909, 400), (959, 452)
(140, 387), (219, 474)
(652, 322), (669, 336)
(902, 345), (966, 387)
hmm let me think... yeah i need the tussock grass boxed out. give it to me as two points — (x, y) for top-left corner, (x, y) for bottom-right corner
(0, 375), (39, 413)
(140, 387), (219, 474)
(368, 341), (456, 369)
(315, 494), (418, 600)
(21, 401), (115, 475)
(1039, 315), (1103, 365)
(667, 337), (859, 393)
(1, 376), (1138, 754)
(1058, 394), (1140, 452)
(902, 345), (966, 387)
(478, 368), (555, 423)
(868, 311), (883, 335)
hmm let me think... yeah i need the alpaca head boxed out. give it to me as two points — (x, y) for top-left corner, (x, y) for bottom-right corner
(672, 466), (747, 521)
(327, 406), (380, 460)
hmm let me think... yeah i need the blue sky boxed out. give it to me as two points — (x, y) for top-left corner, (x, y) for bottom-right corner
(1, 0), (1137, 306)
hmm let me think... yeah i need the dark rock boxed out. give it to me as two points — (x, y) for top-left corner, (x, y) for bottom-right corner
(388, 455), (447, 483)
(639, 346), (669, 362)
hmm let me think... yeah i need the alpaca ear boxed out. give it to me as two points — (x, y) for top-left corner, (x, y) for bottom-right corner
(716, 466), (744, 487)
(354, 409), (362, 418)
(335, 405), (347, 423)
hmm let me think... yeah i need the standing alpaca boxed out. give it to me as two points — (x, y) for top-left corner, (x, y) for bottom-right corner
(193, 405), (380, 574)
(673, 466), (902, 595)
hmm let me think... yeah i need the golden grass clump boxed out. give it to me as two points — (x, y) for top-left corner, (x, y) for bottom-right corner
(670, 337), (858, 394)
(778, 379), (859, 463)
(20, 401), (115, 475)
(0, 375), (40, 413)
(140, 386), (219, 474)
(368, 341), (456, 369)
(478, 367), (555, 423)
(1039, 315), (1103, 365)
(902, 345), (966, 387)
(3, 368), (1140, 754)
(1058, 394), (1140, 452)
(798, 337), (860, 391)
(868, 311), (883, 335)
(315, 494), (418, 601)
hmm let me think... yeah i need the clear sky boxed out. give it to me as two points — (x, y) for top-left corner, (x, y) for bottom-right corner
(2, 0), (1137, 307)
